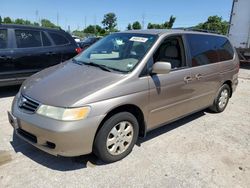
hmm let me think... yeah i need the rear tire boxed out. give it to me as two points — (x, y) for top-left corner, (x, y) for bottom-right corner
(209, 84), (230, 113)
(93, 112), (139, 163)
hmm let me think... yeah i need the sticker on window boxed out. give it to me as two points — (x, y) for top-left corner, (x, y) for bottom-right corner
(129, 37), (148, 43)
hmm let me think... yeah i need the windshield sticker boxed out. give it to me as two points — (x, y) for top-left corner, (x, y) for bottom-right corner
(129, 37), (148, 43)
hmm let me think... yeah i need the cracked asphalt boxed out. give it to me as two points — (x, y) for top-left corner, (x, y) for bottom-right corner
(0, 67), (249, 188)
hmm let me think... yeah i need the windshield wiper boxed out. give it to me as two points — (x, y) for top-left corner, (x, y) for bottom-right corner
(72, 58), (83, 65)
(85, 62), (111, 72)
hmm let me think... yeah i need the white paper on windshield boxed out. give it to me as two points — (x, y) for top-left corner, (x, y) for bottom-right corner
(129, 37), (148, 43)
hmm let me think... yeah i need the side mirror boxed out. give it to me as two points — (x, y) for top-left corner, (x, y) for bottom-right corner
(152, 62), (171, 74)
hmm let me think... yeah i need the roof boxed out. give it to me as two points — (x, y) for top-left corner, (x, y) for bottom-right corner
(0, 24), (63, 32)
(120, 29), (224, 37)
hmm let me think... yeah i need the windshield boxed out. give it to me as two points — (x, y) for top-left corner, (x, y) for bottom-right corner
(74, 33), (157, 73)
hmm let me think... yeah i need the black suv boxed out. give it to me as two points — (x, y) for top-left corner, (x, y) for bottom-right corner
(0, 24), (80, 86)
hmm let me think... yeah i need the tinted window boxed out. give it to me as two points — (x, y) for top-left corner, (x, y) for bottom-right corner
(49, 32), (69, 45)
(186, 34), (219, 67)
(15, 30), (42, 48)
(216, 37), (234, 61)
(41, 32), (51, 46)
(0, 29), (8, 49)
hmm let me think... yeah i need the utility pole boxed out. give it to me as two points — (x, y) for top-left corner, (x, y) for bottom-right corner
(56, 12), (59, 26)
(84, 16), (87, 29)
(35, 10), (39, 24)
(94, 15), (96, 35)
(142, 13), (145, 29)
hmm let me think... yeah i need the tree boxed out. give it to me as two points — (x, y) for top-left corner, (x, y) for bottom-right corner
(163, 15), (176, 29)
(127, 23), (132, 30)
(84, 25), (95, 34)
(41, 19), (59, 28)
(83, 25), (105, 35)
(3, 17), (12, 24)
(147, 15), (176, 29)
(33, 22), (40, 26)
(0, 16), (2, 24)
(194, 15), (229, 35)
(147, 23), (162, 29)
(102, 12), (117, 32)
(132, 21), (142, 30)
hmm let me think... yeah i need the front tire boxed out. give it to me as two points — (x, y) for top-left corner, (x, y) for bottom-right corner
(93, 112), (139, 163)
(209, 84), (230, 113)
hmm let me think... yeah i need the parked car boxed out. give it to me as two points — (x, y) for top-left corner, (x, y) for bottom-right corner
(8, 30), (239, 163)
(0, 24), (81, 86)
(77, 37), (101, 50)
(72, 35), (81, 43)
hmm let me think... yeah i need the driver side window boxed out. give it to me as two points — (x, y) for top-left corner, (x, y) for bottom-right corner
(153, 36), (186, 69)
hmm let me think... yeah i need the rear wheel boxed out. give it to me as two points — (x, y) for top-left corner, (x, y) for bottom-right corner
(209, 84), (230, 113)
(93, 112), (139, 163)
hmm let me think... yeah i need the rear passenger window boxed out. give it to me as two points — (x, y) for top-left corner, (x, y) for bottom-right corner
(15, 30), (42, 48)
(41, 32), (51, 46)
(49, 32), (69, 45)
(216, 37), (234, 61)
(0, 29), (8, 49)
(186, 34), (219, 67)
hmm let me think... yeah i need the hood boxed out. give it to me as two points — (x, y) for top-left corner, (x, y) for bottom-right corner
(21, 61), (125, 107)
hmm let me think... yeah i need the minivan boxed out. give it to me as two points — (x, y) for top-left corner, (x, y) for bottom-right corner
(0, 24), (80, 86)
(8, 29), (239, 163)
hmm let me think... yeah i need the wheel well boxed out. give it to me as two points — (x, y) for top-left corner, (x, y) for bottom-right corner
(95, 104), (146, 139)
(223, 80), (232, 97)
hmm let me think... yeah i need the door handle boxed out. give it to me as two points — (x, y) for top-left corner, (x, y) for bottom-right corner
(195, 74), (203, 80)
(184, 76), (193, 83)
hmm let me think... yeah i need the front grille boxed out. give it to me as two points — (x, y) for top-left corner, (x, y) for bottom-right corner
(17, 128), (37, 143)
(18, 95), (40, 113)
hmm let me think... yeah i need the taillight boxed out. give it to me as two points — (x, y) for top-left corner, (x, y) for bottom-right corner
(75, 47), (82, 54)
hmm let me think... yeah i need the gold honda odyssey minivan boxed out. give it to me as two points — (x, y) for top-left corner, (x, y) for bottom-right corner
(8, 29), (239, 163)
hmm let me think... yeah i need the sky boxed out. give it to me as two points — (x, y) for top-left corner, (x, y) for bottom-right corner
(0, 0), (233, 31)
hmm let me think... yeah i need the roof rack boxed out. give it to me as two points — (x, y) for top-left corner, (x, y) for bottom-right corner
(0, 23), (62, 31)
(183, 27), (220, 34)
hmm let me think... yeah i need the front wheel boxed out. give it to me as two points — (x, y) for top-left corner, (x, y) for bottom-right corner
(93, 112), (139, 163)
(209, 84), (231, 113)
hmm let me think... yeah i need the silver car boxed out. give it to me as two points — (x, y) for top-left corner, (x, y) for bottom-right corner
(8, 30), (239, 163)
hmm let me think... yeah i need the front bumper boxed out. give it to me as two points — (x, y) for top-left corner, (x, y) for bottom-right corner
(8, 96), (105, 157)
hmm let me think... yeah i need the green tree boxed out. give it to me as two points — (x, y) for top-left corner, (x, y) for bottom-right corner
(132, 21), (142, 30)
(41, 19), (59, 28)
(72, 30), (85, 38)
(163, 15), (176, 29)
(194, 15), (229, 35)
(14, 18), (25, 24)
(102, 12), (117, 32)
(84, 25), (96, 34)
(0, 16), (2, 24)
(80, 25), (106, 36)
(33, 22), (40, 26)
(127, 23), (132, 30)
(3, 17), (12, 24)
(147, 15), (176, 29)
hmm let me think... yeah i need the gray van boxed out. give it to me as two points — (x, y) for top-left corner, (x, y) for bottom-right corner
(8, 30), (239, 163)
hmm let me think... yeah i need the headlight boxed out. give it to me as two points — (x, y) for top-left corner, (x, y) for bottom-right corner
(36, 105), (90, 121)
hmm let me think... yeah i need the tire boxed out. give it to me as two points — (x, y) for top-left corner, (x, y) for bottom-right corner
(93, 112), (139, 163)
(209, 84), (231, 113)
